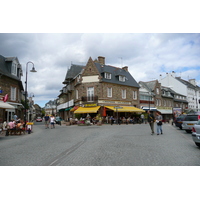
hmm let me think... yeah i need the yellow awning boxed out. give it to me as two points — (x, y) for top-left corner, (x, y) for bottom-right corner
(105, 106), (145, 113)
(74, 106), (100, 114)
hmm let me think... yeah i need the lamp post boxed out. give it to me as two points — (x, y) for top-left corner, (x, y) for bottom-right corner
(24, 62), (37, 124)
(28, 93), (35, 122)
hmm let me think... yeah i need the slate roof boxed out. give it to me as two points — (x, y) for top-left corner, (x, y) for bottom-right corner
(95, 62), (140, 88)
(63, 64), (85, 83)
(63, 61), (140, 88)
(139, 81), (156, 95)
(176, 77), (200, 89)
(0, 55), (21, 81)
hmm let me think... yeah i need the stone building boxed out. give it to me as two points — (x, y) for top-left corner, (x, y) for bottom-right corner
(0, 55), (24, 122)
(58, 56), (143, 120)
(139, 80), (188, 121)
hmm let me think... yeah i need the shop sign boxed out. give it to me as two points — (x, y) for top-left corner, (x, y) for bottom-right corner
(85, 104), (97, 107)
(98, 100), (131, 105)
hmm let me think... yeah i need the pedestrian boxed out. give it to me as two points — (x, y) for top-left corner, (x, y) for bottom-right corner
(44, 114), (50, 129)
(147, 110), (155, 135)
(155, 111), (163, 135)
(50, 115), (55, 129)
(13, 113), (18, 121)
(141, 114), (144, 123)
(110, 116), (114, 125)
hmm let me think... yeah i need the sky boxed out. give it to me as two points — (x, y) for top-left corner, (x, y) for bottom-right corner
(1, 33), (199, 107)
(0, 1), (200, 109)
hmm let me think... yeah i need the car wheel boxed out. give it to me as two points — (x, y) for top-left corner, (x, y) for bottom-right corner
(179, 126), (182, 130)
(195, 143), (200, 147)
(186, 130), (192, 133)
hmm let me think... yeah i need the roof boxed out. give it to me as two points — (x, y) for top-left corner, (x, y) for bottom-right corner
(176, 77), (199, 89)
(63, 64), (85, 83)
(95, 62), (140, 88)
(139, 81), (156, 95)
(0, 55), (23, 82)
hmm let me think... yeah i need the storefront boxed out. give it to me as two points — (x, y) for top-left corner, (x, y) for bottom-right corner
(156, 106), (173, 122)
(0, 101), (15, 122)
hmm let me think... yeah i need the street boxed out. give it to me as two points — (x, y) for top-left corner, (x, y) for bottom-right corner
(0, 122), (200, 166)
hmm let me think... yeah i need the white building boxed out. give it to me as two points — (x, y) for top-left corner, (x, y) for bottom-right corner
(159, 72), (200, 110)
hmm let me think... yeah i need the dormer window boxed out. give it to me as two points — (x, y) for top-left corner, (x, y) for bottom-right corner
(119, 75), (125, 82)
(11, 63), (17, 76)
(104, 72), (111, 79)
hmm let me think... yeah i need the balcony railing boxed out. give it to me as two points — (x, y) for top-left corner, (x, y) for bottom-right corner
(81, 95), (98, 102)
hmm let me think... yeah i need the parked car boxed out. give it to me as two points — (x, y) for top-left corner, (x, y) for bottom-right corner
(182, 113), (200, 133)
(36, 117), (43, 122)
(192, 120), (200, 147)
(174, 114), (187, 129)
(55, 116), (63, 125)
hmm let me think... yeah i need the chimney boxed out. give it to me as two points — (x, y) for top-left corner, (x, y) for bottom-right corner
(122, 66), (128, 72)
(98, 56), (105, 65)
(189, 79), (196, 86)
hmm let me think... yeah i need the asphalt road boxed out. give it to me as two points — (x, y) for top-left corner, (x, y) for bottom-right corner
(1, 122), (200, 166)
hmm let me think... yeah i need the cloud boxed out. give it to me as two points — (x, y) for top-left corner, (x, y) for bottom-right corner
(0, 33), (200, 107)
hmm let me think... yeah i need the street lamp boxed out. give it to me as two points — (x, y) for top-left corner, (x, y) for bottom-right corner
(24, 61), (37, 123)
(28, 93), (35, 122)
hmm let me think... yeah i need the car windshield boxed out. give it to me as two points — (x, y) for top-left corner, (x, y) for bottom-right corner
(184, 115), (198, 121)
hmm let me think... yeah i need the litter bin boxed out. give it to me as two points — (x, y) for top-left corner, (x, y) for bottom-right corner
(26, 122), (34, 134)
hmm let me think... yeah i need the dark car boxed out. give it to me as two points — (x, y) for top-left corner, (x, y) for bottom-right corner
(174, 114), (186, 129)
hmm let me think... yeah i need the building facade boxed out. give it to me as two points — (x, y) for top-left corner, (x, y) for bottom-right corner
(58, 56), (142, 120)
(139, 80), (188, 121)
(0, 55), (24, 122)
(159, 72), (200, 110)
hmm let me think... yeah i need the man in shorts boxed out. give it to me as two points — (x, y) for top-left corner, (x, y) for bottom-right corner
(44, 114), (50, 129)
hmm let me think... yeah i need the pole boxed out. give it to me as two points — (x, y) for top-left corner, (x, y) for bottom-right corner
(24, 61), (36, 124)
(24, 65), (28, 124)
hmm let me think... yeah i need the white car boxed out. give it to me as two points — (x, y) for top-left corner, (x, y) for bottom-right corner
(192, 120), (200, 147)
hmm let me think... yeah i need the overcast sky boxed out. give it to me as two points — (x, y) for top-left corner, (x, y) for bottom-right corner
(1, 1), (200, 108)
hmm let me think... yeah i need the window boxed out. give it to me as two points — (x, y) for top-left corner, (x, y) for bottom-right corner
(11, 63), (17, 75)
(87, 87), (94, 101)
(76, 90), (78, 99)
(11, 86), (16, 101)
(104, 72), (111, 79)
(133, 91), (137, 100)
(122, 89), (126, 99)
(107, 87), (112, 97)
(119, 75), (125, 82)
(156, 88), (159, 94)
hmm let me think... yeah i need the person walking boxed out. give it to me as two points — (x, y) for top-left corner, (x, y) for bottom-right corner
(147, 110), (155, 135)
(50, 115), (55, 129)
(155, 111), (163, 135)
(110, 116), (114, 125)
(44, 114), (50, 129)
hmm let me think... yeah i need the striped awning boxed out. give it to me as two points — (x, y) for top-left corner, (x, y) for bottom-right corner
(74, 106), (100, 114)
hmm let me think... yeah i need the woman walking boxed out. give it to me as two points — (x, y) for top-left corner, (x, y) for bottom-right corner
(156, 111), (163, 135)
